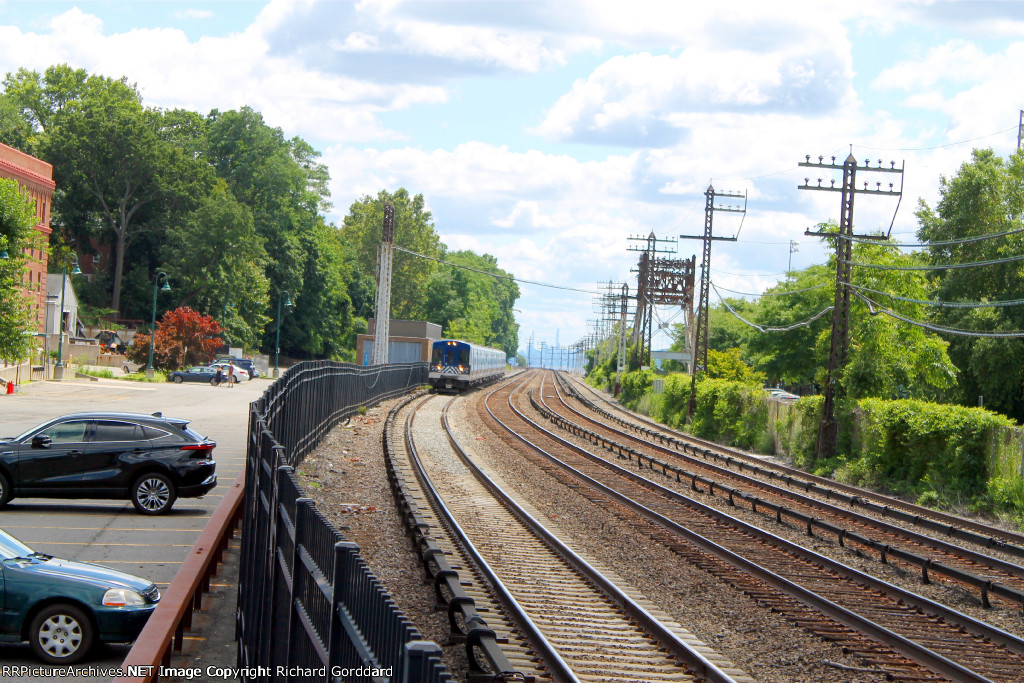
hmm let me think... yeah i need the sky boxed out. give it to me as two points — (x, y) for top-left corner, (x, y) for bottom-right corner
(1, 0), (1023, 359)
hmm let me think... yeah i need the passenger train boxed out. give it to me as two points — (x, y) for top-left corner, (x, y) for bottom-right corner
(429, 339), (506, 393)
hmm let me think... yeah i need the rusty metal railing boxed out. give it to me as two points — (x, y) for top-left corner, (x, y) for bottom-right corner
(111, 472), (245, 683)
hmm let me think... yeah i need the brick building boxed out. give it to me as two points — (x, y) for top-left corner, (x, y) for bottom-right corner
(0, 142), (55, 333)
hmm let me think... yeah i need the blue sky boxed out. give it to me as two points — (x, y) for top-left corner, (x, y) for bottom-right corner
(2, 1), (1023, 357)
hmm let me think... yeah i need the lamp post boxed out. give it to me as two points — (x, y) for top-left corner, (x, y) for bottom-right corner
(146, 271), (171, 378)
(54, 254), (81, 379)
(273, 290), (292, 378)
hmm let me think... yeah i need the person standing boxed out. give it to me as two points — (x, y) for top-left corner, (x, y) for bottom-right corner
(215, 365), (224, 387)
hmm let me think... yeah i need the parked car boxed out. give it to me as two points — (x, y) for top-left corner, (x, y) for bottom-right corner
(0, 412), (217, 515)
(218, 356), (260, 378)
(168, 365), (219, 385)
(0, 527), (160, 663)
(210, 362), (249, 383)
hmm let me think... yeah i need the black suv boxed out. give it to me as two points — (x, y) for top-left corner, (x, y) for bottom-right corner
(218, 356), (260, 378)
(0, 412), (216, 515)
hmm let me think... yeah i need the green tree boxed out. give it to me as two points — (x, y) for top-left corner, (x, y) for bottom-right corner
(204, 107), (338, 359)
(690, 232), (955, 401)
(705, 347), (765, 384)
(425, 250), (520, 357)
(42, 74), (169, 312)
(916, 148), (1024, 419)
(0, 178), (39, 360)
(161, 181), (269, 350)
(341, 189), (443, 320)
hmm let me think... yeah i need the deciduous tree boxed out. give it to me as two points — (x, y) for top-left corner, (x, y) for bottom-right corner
(0, 178), (39, 360)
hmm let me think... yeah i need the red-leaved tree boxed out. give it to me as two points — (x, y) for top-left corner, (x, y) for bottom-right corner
(127, 306), (222, 371)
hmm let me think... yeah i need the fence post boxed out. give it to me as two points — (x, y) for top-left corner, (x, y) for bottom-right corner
(286, 498), (315, 676)
(402, 641), (444, 683)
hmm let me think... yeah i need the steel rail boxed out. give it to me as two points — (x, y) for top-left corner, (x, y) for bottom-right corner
(496, 373), (1019, 683)
(112, 472), (245, 683)
(530, 375), (1024, 657)
(545, 375), (1024, 609)
(395, 394), (531, 683)
(459, 379), (743, 683)
(405, 394), (578, 683)
(563, 373), (1024, 550)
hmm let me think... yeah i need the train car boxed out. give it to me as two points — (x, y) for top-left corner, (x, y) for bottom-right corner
(429, 339), (506, 393)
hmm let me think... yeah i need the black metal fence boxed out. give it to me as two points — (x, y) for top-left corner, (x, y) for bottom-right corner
(238, 361), (451, 682)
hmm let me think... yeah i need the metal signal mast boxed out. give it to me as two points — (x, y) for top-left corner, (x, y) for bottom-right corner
(800, 153), (903, 457)
(371, 202), (395, 366)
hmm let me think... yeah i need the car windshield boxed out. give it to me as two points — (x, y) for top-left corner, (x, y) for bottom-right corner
(0, 528), (35, 560)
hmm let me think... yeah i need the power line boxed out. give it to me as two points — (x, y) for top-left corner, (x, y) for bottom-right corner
(853, 126), (1018, 152)
(842, 281), (1024, 309)
(713, 283), (833, 332)
(392, 245), (597, 294)
(845, 252), (1024, 271)
(849, 226), (1024, 248)
(853, 291), (1024, 338)
(712, 282), (829, 297)
(710, 268), (788, 277)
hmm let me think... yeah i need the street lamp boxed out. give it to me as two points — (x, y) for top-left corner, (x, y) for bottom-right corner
(146, 271), (171, 377)
(54, 254), (82, 377)
(273, 290), (292, 378)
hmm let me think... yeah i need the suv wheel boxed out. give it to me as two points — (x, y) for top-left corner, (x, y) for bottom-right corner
(131, 473), (177, 515)
(0, 471), (12, 508)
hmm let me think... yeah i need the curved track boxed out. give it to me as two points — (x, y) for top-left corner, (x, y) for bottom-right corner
(398, 390), (752, 683)
(544, 373), (1024, 617)
(478, 370), (1024, 683)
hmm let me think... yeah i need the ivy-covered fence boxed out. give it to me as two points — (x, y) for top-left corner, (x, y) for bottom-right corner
(595, 368), (1024, 524)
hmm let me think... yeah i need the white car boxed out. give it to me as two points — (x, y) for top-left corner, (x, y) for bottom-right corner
(211, 362), (249, 383)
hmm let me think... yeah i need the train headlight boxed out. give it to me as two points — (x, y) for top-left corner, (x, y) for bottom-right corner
(433, 364), (441, 371)
(458, 365), (466, 372)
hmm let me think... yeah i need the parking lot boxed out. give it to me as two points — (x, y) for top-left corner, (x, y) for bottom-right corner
(0, 377), (264, 681)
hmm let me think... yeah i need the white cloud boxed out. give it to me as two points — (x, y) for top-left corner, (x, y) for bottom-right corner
(533, 44), (855, 145)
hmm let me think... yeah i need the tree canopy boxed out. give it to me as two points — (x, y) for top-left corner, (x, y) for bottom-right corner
(0, 64), (520, 363)
(0, 178), (39, 360)
(916, 148), (1024, 419)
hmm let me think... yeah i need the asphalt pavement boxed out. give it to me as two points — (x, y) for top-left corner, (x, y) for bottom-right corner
(0, 376), (262, 682)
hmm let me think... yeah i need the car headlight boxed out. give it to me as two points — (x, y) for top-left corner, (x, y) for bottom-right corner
(102, 588), (147, 607)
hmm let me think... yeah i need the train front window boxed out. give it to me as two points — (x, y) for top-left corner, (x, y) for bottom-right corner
(459, 348), (470, 365)
(431, 347), (443, 364)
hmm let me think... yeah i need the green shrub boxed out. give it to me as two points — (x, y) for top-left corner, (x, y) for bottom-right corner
(854, 398), (1013, 501)
(690, 378), (770, 450)
(782, 395), (823, 468)
(78, 367), (115, 379)
(618, 368), (655, 409)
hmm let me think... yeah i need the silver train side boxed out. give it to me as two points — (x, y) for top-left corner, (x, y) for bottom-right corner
(428, 339), (505, 393)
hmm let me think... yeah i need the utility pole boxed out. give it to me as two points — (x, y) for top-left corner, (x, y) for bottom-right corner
(788, 240), (799, 277)
(615, 284), (629, 394)
(801, 153), (903, 457)
(371, 202), (395, 365)
(1018, 109), (1023, 150)
(682, 184), (744, 419)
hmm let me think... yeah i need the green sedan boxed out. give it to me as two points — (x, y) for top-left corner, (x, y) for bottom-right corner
(0, 528), (159, 663)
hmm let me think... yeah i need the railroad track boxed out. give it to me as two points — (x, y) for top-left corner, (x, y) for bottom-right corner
(560, 372), (1024, 552)
(539, 372), (1024, 620)
(397, 390), (753, 683)
(482, 370), (1024, 682)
